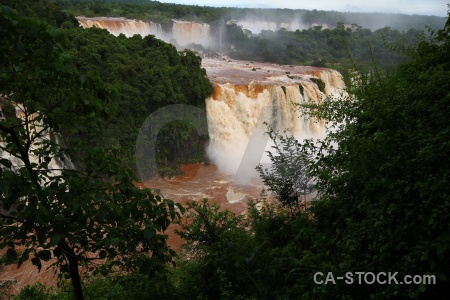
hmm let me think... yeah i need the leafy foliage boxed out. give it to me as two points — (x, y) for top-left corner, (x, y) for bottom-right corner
(174, 199), (260, 299)
(171, 9), (450, 300)
(50, 0), (445, 77)
(296, 10), (450, 298)
(52, 0), (445, 32)
(3, 1), (450, 299)
(256, 128), (314, 216)
(63, 25), (213, 175)
(3, 0), (214, 176)
(0, 6), (183, 299)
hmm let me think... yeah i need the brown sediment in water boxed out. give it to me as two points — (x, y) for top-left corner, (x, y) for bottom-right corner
(140, 163), (267, 250)
(202, 58), (330, 86)
(141, 163), (264, 213)
(0, 162), (294, 297)
(0, 248), (58, 297)
(1, 57), (341, 295)
(0, 163), (264, 296)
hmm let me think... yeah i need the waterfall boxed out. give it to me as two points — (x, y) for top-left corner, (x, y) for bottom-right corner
(203, 59), (345, 182)
(0, 103), (72, 179)
(172, 20), (211, 46)
(77, 17), (164, 38)
(76, 17), (212, 47)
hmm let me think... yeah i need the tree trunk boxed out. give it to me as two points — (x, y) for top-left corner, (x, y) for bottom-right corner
(61, 241), (84, 300)
(68, 254), (84, 300)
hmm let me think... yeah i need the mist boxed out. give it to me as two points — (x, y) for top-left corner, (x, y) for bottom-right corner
(157, 0), (448, 17)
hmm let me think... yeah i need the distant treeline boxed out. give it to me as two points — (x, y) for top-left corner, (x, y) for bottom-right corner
(222, 21), (424, 82)
(50, 0), (446, 32)
(48, 0), (446, 80)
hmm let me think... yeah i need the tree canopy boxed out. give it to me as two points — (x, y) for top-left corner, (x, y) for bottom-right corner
(172, 9), (450, 299)
(2, 0), (450, 299)
(0, 5), (184, 299)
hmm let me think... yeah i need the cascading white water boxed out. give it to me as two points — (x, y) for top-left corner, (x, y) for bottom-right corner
(76, 17), (212, 47)
(77, 17), (164, 38)
(203, 59), (345, 183)
(205, 84), (317, 180)
(172, 20), (212, 46)
(134, 58), (346, 204)
(0, 103), (71, 178)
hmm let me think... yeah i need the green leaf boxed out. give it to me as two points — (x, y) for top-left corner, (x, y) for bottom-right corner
(436, 244), (447, 256)
(144, 230), (153, 240)
(60, 264), (70, 274)
(31, 257), (42, 271)
(48, 235), (61, 247)
(98, 250), (107, 259)
(49, 28), (62, 40)
(37, 250), (52, 261)
(80, 74), (87, 85)
(18, 249), (31, 268)
(53, 247), (62, 258)
(6, 248), (18, 260)
(0, 158), (12, 169)
(37, 203), (50, 216)
(110, 237), (121, 246)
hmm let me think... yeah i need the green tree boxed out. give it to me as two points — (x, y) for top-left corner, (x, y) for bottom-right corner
(0, 7), (181, 299)
(296, 11), (450, 298)
(174, 199), (259, 299)
(256, 128), (314, 216)
(63, 26), (213, 175)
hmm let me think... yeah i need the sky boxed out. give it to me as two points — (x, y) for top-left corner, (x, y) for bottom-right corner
(157, 0), (449, 17)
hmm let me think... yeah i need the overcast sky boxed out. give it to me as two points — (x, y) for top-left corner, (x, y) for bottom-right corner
(157, 0), (449, 17)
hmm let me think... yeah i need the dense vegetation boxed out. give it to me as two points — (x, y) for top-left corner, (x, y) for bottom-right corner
(2, 0), (450, 299)
(50, 0), (445, 81)
(224, 21), (423, 79)
(1, 0), (214, 176)
(0, 4), (186, 299)
(168, 11), (450, 299)
(52, 0), (446, 32)
(172, 11), (450, 299)
(62, 26), (213, 175)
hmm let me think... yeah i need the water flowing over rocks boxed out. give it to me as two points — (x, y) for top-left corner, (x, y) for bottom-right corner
(77, 17), (212, 47)
(203, 58), (345, 180)
(142, 58), (345, 212)
(0, 33), (345, 295)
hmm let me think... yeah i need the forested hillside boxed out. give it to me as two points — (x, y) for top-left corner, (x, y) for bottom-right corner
(1, 0), (213, 176)
(52, 0), (445, 32)
(50, 0), (447, 80)
(63, 27), (213, 175)
(1, 0), (450, 299)
(0, 1), (195, 298)
(223, 22), (422, 79)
